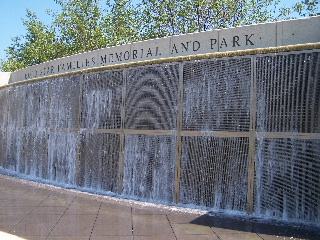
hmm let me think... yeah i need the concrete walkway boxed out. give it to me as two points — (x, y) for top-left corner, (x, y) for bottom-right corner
(0, 174), (318, 240)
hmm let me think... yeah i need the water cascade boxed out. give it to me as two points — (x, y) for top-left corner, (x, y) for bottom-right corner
(0, 17), (320, 225)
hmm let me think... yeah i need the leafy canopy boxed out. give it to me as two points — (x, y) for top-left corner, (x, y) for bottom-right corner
(1, 0), (319, 72)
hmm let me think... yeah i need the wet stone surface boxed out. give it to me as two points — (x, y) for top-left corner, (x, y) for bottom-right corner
(0, 173), (319, 240)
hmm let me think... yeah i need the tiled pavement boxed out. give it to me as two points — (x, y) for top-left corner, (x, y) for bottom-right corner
(0, 174), (318, 240)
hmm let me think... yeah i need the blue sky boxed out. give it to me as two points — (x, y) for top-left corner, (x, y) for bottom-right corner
(0, 0), (316, 63)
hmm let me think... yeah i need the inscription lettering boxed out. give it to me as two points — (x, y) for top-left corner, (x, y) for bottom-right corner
(67, 62), (72, 70)
(171, 41), (201, 54)
(171, 44), (178, 54)
(193, 41), (200, 51)
(233, 36), (240, 47)
(181, 42), (189, 52)
(210, 39), (217, 49)
(220, 38), (228, 48)
(101, 55), (107, 64)
(58, 63), (65, 72)
(245, 34), (254, 45)
(146, 48), (153, 57)
(124, 51), (130, 60)
(23, 33), (256, 80)
(219, 34), (255, 48)
(132, 49), (138, 59)
(115, 52), (123, 61)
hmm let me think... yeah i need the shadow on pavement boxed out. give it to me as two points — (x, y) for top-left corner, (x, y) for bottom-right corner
(190, 211), (320, 240)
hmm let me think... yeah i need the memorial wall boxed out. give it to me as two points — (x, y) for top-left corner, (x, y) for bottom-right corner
(1, 16), (320, 224)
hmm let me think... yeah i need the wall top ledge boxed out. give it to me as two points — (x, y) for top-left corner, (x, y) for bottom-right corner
(8, 16), (320, 84)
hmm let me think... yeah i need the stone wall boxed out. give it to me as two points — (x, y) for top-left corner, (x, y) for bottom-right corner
(7, 16), (320, 84)
(0, 17), (320, 224)
(0, 72), (11, 87)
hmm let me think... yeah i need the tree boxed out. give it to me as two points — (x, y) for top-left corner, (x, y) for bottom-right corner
(52, 0), (108, 55)
(104, 0), (141, 46)
(139, 0), (190, 38)
(292, 0), (320, 17)
(1, 10), (61, 72)
(140, 0), (319, 35)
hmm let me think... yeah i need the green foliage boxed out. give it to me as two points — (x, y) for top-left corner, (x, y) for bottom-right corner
(1, 0), (319, 72)
(139, 0), (188, 38)
(293, 0), (320, 16)
(53, 0), (108, 55)
(104, 0), (141, 45)
(1, 10), (62, 71)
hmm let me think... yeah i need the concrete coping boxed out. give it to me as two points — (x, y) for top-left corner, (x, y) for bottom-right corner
(5, 16), (320, 84)
(0, 72), (11, 87)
